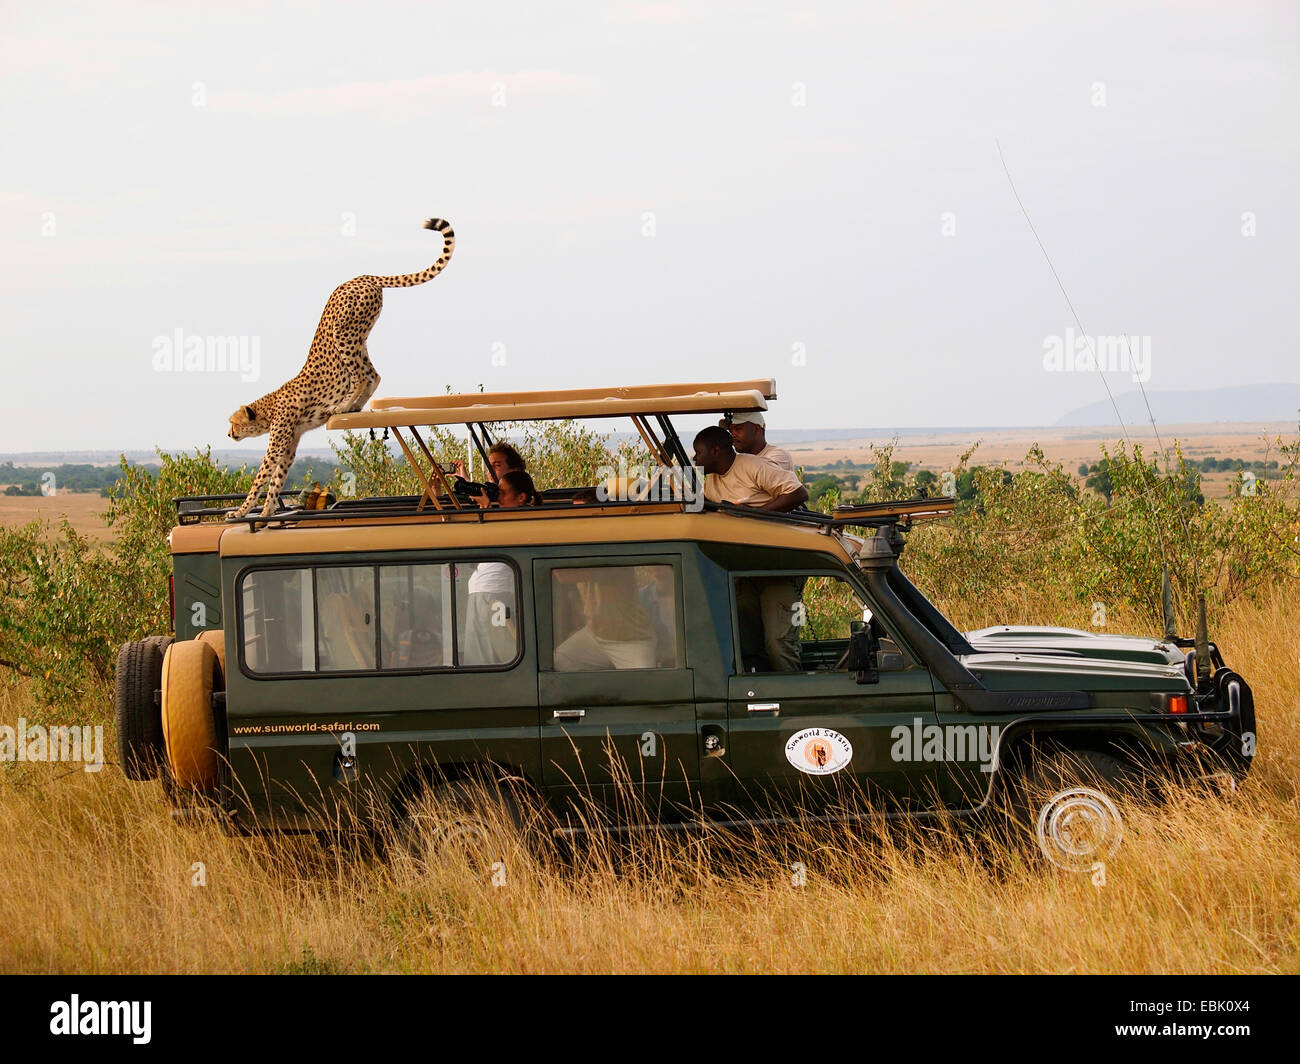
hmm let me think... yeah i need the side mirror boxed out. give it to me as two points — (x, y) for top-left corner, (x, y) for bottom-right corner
(847, 619), (880, 685)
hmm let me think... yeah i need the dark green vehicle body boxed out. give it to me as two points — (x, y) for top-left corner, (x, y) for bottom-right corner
(165, 504), (1255, 836)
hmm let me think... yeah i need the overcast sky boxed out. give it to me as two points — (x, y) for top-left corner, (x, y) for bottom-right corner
(1, 1), (1296, 457)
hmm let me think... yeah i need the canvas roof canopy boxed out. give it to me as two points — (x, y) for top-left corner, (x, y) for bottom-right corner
(326, 379), (776, 430)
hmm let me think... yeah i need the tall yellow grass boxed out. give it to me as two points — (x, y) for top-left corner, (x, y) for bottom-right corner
(1, 585), (1296, 974)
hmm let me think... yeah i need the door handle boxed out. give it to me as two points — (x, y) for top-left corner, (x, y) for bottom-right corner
(747, 702), (780, 716)
(552, 709), (586, 721)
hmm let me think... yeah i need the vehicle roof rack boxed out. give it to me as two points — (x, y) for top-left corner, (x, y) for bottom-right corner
(829, 497), (956, 528)
(318, 379), (780, 513)
(180, 491), (698, 529)
(325, 379), (775, 431)
(365, 379), (777, 414)
(181, 382), (950, 546)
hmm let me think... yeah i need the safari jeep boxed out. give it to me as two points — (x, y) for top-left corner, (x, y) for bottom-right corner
(114, 380), (1257, 870)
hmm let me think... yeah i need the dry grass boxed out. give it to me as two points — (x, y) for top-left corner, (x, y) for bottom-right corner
(0, 491), (113, 542)
(1, 586), (1297, 975)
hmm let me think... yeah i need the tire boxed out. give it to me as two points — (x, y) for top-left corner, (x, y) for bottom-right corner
(195, 630), (226, 682)
(1206, 669), (1257, 779)
(161, 639), (222, 792)
(393, 773), (538, 872)
(114, 637), (169, 780)
(1008, 748), (1136, 871)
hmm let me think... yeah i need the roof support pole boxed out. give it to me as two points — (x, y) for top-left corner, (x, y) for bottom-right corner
(408, 426), (463, 510)
(468, 423), (494, 474)
(631, 415), (671, 467)
(654, 412), (699, 496)
(655, 413), (703, 497)
(390, 427), (443, 512)
(654, 414), (690, 468)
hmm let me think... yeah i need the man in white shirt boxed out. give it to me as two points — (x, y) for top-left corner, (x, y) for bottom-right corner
(692, 426), (807, 670)
(727, 410), (796, 473)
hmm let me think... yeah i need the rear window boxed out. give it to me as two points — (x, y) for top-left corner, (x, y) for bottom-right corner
(239, 560), (518, 675)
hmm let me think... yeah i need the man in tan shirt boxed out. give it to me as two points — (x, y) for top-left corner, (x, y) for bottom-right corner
(693, 426), (807, 670)
(727, 410), (796, 473)
(692, 426), (806, 511)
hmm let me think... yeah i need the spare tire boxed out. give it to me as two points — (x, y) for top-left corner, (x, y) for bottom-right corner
(114, 636), (171, 780)
(195, 630), (226, 682)
(161, 639), (221, 791)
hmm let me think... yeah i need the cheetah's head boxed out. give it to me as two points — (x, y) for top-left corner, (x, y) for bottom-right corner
(228, 404), (267, 440)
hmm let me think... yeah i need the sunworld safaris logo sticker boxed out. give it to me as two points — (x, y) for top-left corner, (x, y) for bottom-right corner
(785, 728), (853, 775)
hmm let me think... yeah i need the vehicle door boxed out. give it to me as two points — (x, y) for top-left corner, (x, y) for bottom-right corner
(724, 569), (942, 814)
(535, 554), (698, 819)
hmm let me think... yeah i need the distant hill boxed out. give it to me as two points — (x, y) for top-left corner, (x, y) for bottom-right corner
(1056, 383), (1300, 427)
(765, 427), (1051, 444)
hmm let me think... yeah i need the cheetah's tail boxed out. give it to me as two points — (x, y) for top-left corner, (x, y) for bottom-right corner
(369, 217), (455, 288)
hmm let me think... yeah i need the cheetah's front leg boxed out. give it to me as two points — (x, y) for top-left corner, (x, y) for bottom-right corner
(227, 446), (277, 520)
(226, 424), (300, 520)
(257, 426), (302, 517)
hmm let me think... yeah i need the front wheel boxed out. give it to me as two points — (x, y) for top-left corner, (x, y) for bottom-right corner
(1008, 749), (1138, 871)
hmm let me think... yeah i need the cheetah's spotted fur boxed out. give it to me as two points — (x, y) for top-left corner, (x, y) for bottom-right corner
(226, 217), (454, 519)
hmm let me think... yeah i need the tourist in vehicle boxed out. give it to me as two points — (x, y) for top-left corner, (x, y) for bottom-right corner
(470, 470), (541, 509)
(460, 557), (518, 666)
(452, 441), (526, 502)
(691, 426), (806, 512)
(460, 471), (540, 665)
(553, 566), (657, 671)
(693, 425), (807, 671)
(725, 411), (795, 473)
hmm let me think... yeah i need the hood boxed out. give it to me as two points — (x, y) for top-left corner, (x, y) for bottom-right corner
(965, 625), (1186, 667)
(962, 626), (1192, 690)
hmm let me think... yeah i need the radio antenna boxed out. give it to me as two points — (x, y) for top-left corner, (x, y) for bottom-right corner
(995, 140), (1207, 666)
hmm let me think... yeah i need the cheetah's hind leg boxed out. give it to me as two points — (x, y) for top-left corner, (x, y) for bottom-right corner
(347, 366), (381, 414)
(340, 339), (381, 414)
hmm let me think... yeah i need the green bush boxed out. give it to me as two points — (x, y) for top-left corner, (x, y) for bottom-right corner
(0, 450), (251, 704)
(898, 436), (1300, 629)
(327, 420), (648, 501)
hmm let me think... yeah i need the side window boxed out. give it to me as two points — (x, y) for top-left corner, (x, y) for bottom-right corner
(551, 564), (680, 672)
(380, 563), (453, 669)
(457, 561), (520, 666)
(240, 559), (518, 675)
(734, 573), (873, 674)
(317, 566), (377, 671)
(242, 568), (316, 674)
(800, 575), (871, 641)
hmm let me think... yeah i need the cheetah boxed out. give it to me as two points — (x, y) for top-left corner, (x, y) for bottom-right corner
(226, 217), (454, 519)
